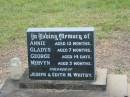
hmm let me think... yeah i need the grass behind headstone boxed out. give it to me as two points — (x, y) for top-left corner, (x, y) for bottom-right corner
(0, 0), (130, 49)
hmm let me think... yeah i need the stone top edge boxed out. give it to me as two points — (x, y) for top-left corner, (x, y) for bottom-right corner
(27, 27), (95, 32)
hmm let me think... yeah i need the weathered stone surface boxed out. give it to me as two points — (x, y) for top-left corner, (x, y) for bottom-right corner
(107, 74), (128, 97)
(0, 79), (108, 97)
(0, 89), (108, 97)
(19, 68), (107, 90)
(0, 69), (128, 97)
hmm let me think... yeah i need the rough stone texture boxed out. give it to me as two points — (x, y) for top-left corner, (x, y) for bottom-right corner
(19, 68), (107, 90)
(0, 79), (108, 97)
(0, 89), (108, 97)
(0, 69), (128, 97)
(107, 74), (128, 97)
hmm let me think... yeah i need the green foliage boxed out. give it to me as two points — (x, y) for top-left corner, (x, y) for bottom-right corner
(0, 0), (130, 48)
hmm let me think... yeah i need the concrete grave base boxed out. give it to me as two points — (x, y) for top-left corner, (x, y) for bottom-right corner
(107, 74), (128, 97)
(1, 79), (108, 97)
(19, 68), (107, 90)
(0, 68), (128, 97)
